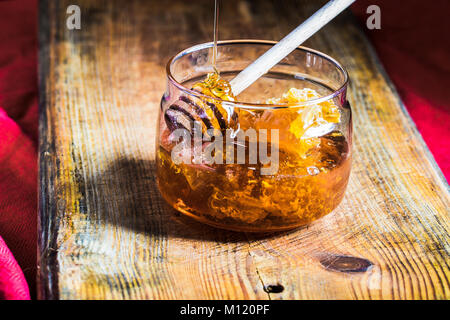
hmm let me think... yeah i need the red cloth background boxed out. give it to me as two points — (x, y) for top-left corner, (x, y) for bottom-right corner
(0, 0), (448, 299)
(0, 236), (30, 299)
(0, 0), (38, 300)
(351, 0), (450, 178)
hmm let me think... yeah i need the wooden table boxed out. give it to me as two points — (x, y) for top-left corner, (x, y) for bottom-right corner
(38, 0), (450, 300)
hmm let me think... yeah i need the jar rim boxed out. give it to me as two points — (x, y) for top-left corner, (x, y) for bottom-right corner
(166, 40), (349, 109)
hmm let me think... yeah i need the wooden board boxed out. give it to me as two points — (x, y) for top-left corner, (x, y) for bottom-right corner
(38, 0), (450, 300)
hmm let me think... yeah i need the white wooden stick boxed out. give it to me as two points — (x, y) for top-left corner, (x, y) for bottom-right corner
(229, 0), (355, 96)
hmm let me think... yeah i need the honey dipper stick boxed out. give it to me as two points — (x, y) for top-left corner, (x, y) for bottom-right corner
(229, 0), (356, 96)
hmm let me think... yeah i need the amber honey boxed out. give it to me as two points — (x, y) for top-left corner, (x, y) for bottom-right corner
(157, 68), (351, 232)
(158, 40), (351, 232)
(157, 132), (350, 232)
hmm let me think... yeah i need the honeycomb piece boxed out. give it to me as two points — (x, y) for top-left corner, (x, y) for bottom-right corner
(265, 88), (341, 158)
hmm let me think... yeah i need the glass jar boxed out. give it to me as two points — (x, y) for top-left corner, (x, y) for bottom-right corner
(156, 40), (352, 232)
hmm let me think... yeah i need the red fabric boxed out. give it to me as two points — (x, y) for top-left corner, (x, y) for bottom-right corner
(0, 0), (448, 300)
(351, 0), (450, 180)
(0, 236), (30, 300)
(0, 0), (38, 300)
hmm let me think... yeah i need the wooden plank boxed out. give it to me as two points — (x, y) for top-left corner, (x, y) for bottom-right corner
(38, 0), (450, 300)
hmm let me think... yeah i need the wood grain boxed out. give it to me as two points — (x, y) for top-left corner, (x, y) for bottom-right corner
(38, 0), (450, 300)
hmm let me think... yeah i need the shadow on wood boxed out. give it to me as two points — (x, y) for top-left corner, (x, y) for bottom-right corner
(84, 157), (297, 243)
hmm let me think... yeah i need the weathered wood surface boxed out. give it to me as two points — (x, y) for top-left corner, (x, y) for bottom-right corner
(38, 0), (450, 300)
